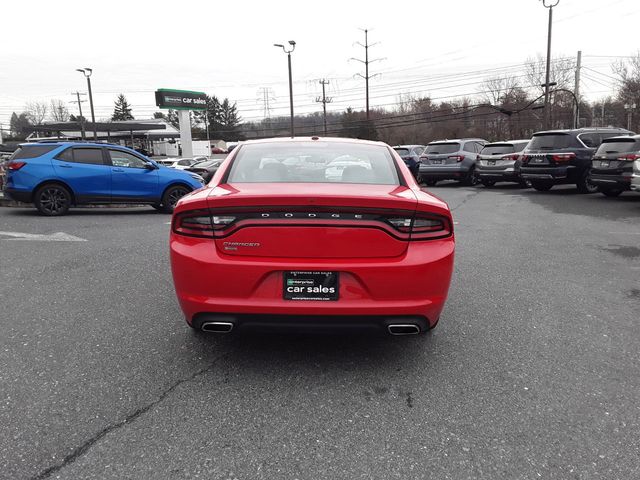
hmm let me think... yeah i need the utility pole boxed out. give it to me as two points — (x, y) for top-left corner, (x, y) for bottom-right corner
(70, 91), (87, 140)
(574, 50), (581, 129)
(315, 79), (333, 136)
(541, 0), (560, 130)
(351, 29), (382, 120)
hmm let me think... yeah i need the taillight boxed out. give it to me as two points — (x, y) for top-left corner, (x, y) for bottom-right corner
(521, 155), (530, 163)
(172, 210), (237, 238)
(448, 155), (465, 162)
(502, 154), (520, 161)
(7, 161), (26, 171)
(386, 214), (452, 240)
(552, 153), (576, 162)
(617, 154), (640, 161)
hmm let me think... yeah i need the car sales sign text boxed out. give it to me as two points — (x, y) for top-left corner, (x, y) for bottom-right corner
(155, 89), (207, 110)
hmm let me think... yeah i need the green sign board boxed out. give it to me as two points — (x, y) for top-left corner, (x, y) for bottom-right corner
(155, 88), (207, 111)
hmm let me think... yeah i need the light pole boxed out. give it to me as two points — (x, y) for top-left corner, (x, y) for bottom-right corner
(540, 0), (560, 130)
(76, 68), (97, 140)
(274, 41), (296, 138)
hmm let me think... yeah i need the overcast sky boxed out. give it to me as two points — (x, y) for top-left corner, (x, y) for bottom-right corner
(1, 0), (639, 130)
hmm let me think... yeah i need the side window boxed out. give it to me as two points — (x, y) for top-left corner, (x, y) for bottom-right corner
(462, 142), (475, 153)
(70, 148), (105, 165)
(56, 148), (74, 162)
(177, 159), (192, 166)
(109, 149), (147, 169)
(579, 133), (598, 148)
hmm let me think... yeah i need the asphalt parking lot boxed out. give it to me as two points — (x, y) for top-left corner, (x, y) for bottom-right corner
(1, 184), (639, 480)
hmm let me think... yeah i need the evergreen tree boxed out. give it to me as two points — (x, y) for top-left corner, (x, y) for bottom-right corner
(9, 111), (32, 138)
(219, 99), (242, 140)
(111, 94), (134, 121)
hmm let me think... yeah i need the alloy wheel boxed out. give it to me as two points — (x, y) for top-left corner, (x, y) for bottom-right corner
(39, 187), (69, 215)
(168, 187), (190, 208)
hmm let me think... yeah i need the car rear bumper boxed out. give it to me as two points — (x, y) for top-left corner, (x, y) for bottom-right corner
(476, 165), (521, 181)
(170, 237), (455, 330)
(630, 174), (640, 191)
(418, 164), (470, 179)
(2, 187), (32, 203)
(589, 173), (632, 190)
(520, 165), (572, 181)
(191, 313), (431, 334)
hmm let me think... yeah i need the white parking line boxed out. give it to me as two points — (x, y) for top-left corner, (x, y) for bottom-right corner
(0, 231), (87, 242)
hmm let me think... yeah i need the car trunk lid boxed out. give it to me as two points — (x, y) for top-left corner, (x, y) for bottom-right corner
(207, 183), (418, 258)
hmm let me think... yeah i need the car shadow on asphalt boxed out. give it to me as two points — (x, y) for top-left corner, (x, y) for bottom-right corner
(485, 184), (640, 219)
(2, 207), (162, 217)
(188, 329), (439, 367)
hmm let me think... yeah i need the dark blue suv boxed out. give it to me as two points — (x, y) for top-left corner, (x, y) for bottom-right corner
(3, 142), (204, 215)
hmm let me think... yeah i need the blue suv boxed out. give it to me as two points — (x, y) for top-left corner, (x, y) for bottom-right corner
(3, 142), (204, 215)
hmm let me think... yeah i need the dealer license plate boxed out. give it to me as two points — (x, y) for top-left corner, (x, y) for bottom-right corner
(431, 159), (442, 164)
(283, 271), (339, 301)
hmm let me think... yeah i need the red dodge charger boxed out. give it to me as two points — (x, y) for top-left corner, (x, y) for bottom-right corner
(170, 137), (455, 335)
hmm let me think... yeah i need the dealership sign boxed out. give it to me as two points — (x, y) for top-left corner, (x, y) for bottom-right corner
(155, 88), (207, 110)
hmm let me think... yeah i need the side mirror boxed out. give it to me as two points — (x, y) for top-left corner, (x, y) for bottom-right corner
(144, 162), (158, 170)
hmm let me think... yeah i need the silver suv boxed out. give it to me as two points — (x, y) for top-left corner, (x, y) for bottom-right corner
(418, 138), (487, 186)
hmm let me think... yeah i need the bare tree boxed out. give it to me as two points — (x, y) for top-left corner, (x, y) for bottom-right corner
(525, 55), (575, 95)
(612, 52), (640, 130)
(479, 76), (522, 106)
(24, 101), (48, 125)
(49, 99), (70, 122)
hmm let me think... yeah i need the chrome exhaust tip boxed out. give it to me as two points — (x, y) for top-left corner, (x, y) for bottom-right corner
(201, 321), (234, 333)
(387, 324), (420, 336)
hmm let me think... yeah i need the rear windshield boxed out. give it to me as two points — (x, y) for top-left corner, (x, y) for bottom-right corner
(425, 143), (459, 154)
(393, 148), (410, 156)
(227, 142), (400, 185)
(595, 138), (640, 155)
(481, 144), (515, 155)
(9, 145), (59, 160)
(528, 134), (574, 150)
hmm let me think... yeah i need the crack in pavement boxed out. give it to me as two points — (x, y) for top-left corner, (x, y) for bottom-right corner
(450, 189), (482, 212)
(30, 349), (236, 480)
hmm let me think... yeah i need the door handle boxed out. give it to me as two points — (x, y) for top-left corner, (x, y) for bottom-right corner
(112, 168), (125, 173)
(59, 164), (73, 168)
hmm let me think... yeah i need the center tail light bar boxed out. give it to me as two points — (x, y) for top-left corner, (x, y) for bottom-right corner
(173, 208), (453, 241)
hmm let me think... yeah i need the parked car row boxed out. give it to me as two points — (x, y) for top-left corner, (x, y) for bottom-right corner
(395, 127), (639, 197)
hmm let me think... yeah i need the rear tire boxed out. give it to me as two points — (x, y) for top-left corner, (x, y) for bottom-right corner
(481, 180), (496, 187)
(424, 179), (438, 187)
(599, 188), (623, 197)
(576, 172), (598, 194)
(34, 183), (72, 216)
(159, 185), (191, 213)
(531, 180), (554, 192)
(461, 168), (479, 186)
